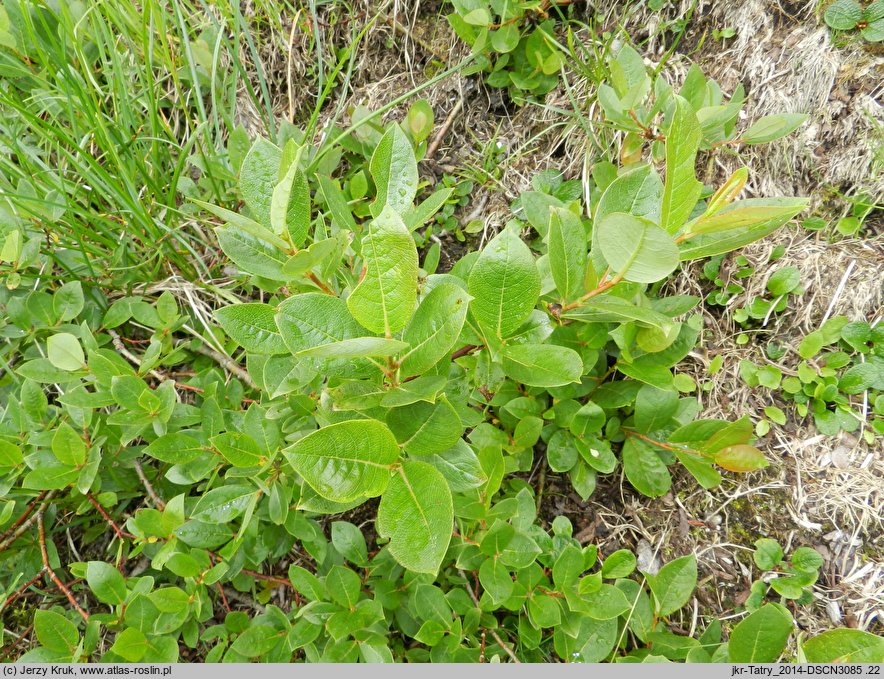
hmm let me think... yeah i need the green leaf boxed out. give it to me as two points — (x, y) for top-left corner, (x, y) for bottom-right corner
(406, 99), (435, 142)
(468, 227), (540, 339)
(377, 460), (453, 575)
(462, 7), (491, 25)
(595, 163), (663, 224)
(862, 15), (884, 41)
(839, 360), (884, 394)
(316, 175), (358, 233)
(22, 465), (79, 490)
(110, 627), (148, 662)
(622, 437), (671, 497)
(552, 545), (584, 588)
(325, 565), (362, 608)
(271, 155), (310, 245)
(660, 95), (702, 234)
(791, 547), (824, 573)
(54, 281), (84, 322)
(803, 629), (884, 663)
(192, 485), (256, 523)
(714, 444), (768, 472)
(399, 281), (471, 376)
(491, 23), (519, 52)
(211, 432), (264, 468)
(192, 199), (288, 248)
(284, 420), (399, 502)
(547, 207), (587, 301)
(547, 429), (579, 472)
(47, 333), (85, 371)
(596, 213), (679, 283)
(52, 422), (86, 466)
(347, 206), (418, 336)
(528, 593), (562, 628)
(370, 125), (418, 215)
(387, 397), (463, 456)
(686, 198), (808, 237)
(678, 199), (808, 260)
(276, 293), (364, 354)
(740, 113), (808, 144)
(405, 188), (455, 231)
(0, 440), (23, 467)
(479, 558), (514, 603)
(34, 610), (79, 655)
(426, 440), (486, 492)
(563, 295), (673, 331)
(144, 433), (205, 464)
(331, 521), (369, 566)
(753, 538), (784, 570)
(633, 385), (678, 433)
(824, 0), (863, 29)
(501, 343), (583, 387)
(240, 138), (281, 226)
(581, 583), (632, 620)
(646, 555), (697, 616)
(216, 303), (288, 354)
(216, 225), (288, 280)
(230, 624), (286, 658)
(86, 561), (127, 606)
(173, 521), (234, 549)
(728, 603), (794, 662)
(297, 337), (409, 359)
(521, 191), (565, 237)
(601, 549), (637, 579)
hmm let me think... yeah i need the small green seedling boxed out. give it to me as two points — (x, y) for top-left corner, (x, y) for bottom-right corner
(747, 539), (824, 612)
(742, 316), (883, 439)
(824, 0), (884, 41)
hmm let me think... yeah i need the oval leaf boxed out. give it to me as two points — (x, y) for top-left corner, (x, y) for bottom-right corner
(596, 213), (679, 284)
(547, 207), (587, 302)
(501, 343), (583, 388)
(283, 420), (400, 502)
(347, 206), (418, 336)
(216, 303), (287, 355)
(728, 603), (794, 662)
(399, 281), (471, 376)
(714, 444), (768, 472)
(377, 460), (453, 575)
(370, 125), (418, 215)
(468, 227), (540, 339)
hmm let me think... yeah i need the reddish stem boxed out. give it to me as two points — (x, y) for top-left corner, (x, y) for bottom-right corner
(87, 494), (135, 541)
(38, 511), (89, 620)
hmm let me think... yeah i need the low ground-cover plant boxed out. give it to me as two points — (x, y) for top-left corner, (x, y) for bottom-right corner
(205, 101), (810, 537)
(741, 316), (883, 439)
(3, 11), (884, 662)
(824, 0), (884, 41)
(746, 540), (824, 612)
(447, 0), (569, 100)
(595, 43), (807, 167)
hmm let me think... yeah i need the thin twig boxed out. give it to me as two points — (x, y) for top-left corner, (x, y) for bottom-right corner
(305, 272), (336, 296)
(133, 460), (166, 510)
(37, 510), (89, 620)
(86, 494), (135, 541)
(109, 329), (205, 394)
(0, 571), (46, 615)
(190, 343), (258, 391)
(426, 98), (464, 162)
(451, 344), (480, 360)
(457, 569), (521, 662)
(0, 491), (58, 553)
